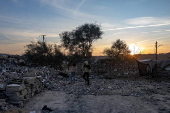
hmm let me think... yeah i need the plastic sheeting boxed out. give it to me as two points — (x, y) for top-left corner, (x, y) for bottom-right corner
(137, 59), (157, 76)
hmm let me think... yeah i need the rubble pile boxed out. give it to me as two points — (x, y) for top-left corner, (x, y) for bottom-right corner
(76, 60), (139, 79)
(1, 57), (170, 112)
(44, 74), (170, 97)
(0, 63), (59, 111)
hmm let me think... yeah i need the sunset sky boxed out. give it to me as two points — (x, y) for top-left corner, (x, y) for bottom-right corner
(0, 0), (170, 56)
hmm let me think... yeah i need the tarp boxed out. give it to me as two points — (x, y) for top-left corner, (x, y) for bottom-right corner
(136, 59), (157, 76)
(157, 60), (170, 70)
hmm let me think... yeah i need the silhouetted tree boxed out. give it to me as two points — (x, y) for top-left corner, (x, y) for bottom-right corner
(60, 23), (103, 57)
(103, 39), (130, 61)
(52, 44), (66, 69)
(23, 41), (65, 67)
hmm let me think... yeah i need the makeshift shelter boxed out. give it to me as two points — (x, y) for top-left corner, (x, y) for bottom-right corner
(136, 59), (157, 76)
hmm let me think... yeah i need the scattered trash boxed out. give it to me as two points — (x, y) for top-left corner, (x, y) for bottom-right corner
(30, 110), (36, 113)
(42, 105), (53, 113)
(0, 56), (170, 112)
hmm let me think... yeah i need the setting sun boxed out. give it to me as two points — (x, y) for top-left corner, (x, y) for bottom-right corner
(129, 44), (144, 55)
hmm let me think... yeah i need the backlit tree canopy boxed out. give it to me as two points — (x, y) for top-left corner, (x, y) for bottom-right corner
(60, 23), (103, 57)
(103, 39), (131, 59)
(23, 41), (65, 67)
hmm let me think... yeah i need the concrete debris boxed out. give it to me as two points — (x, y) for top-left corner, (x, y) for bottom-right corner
(0, 58), (54, 111)
(43, 74), (170, 97)
(0, 57), (170, 112)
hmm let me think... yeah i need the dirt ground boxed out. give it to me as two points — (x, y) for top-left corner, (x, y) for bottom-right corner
(23, 76), (170, 113)
(24, 91), (165, 113)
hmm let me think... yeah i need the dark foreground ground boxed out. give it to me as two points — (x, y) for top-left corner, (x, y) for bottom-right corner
(22, 75), (170, 113)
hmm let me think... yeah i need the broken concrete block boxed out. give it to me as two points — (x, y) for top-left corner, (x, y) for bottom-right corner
(8, 95), (24, 102)
(23, 72), (36, 77)
(3, 72), (10, 76)
(6, 84), (26, 92)
(9, 78), (24, 84)
(32, 87), (36, 93)
(10, 73), (18, 79)
(8, 101), (24, 108)
(0, 99), (6, 106)
(5, 92), (20, 97)
(36, 76), (43, 82)
(25, 87), (31, 94)
(24, 94), (30, 100)
(23, 77), (36, 84)
(0, 77), (4, 82)
(2, 107), (29, 113)
(20, 89), (27, 96)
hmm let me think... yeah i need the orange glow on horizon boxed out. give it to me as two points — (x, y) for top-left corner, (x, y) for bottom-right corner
(1, 43), (170, 56)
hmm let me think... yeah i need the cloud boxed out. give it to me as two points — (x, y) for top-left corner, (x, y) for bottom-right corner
(126, 17), (156, 25)
(46, 34), (59, 37)
(33, 38), (38, 42)
(101, 23), (115, 28)
(0, 27), (61, 44)
(136, 37), (168, 44)
(4, 35), (16, 40)
(0, 28), (40, 44)
(152, 31), (161, 33)
(126, 17), (170, 25)
(39, 0), (73, 12)
(74, 0), (86, 14)
(141, 29), (170, 34)
(0, 15), (38, 26)
(104, 23), (170, 31)
(165, 29), (170, 32)
(39, 0), (110, 23)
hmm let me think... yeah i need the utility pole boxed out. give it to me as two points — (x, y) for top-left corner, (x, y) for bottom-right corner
(39, 35), (46, 42)
(155, 41), (163, 61)
(155, 41), (157, 61)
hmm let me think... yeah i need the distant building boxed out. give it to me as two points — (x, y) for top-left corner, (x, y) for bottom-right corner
(0, 54), (8, 59)
(92, 56), (108, 60)
(93, 53), (170, 61)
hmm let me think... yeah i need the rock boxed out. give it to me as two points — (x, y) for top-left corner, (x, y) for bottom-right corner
(108, 86), (112, 89)
(2, 108), (29, 113)
(121, 94), (130, 96)
(158, 107), (167, 111)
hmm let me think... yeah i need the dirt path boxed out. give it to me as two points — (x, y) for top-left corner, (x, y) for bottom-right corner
(24, 76), (170, 113)
(24, 90), (168, 113)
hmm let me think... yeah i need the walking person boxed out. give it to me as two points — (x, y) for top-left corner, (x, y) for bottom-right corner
(68, 63), (77, 84)
(82, 61), (91, 85)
